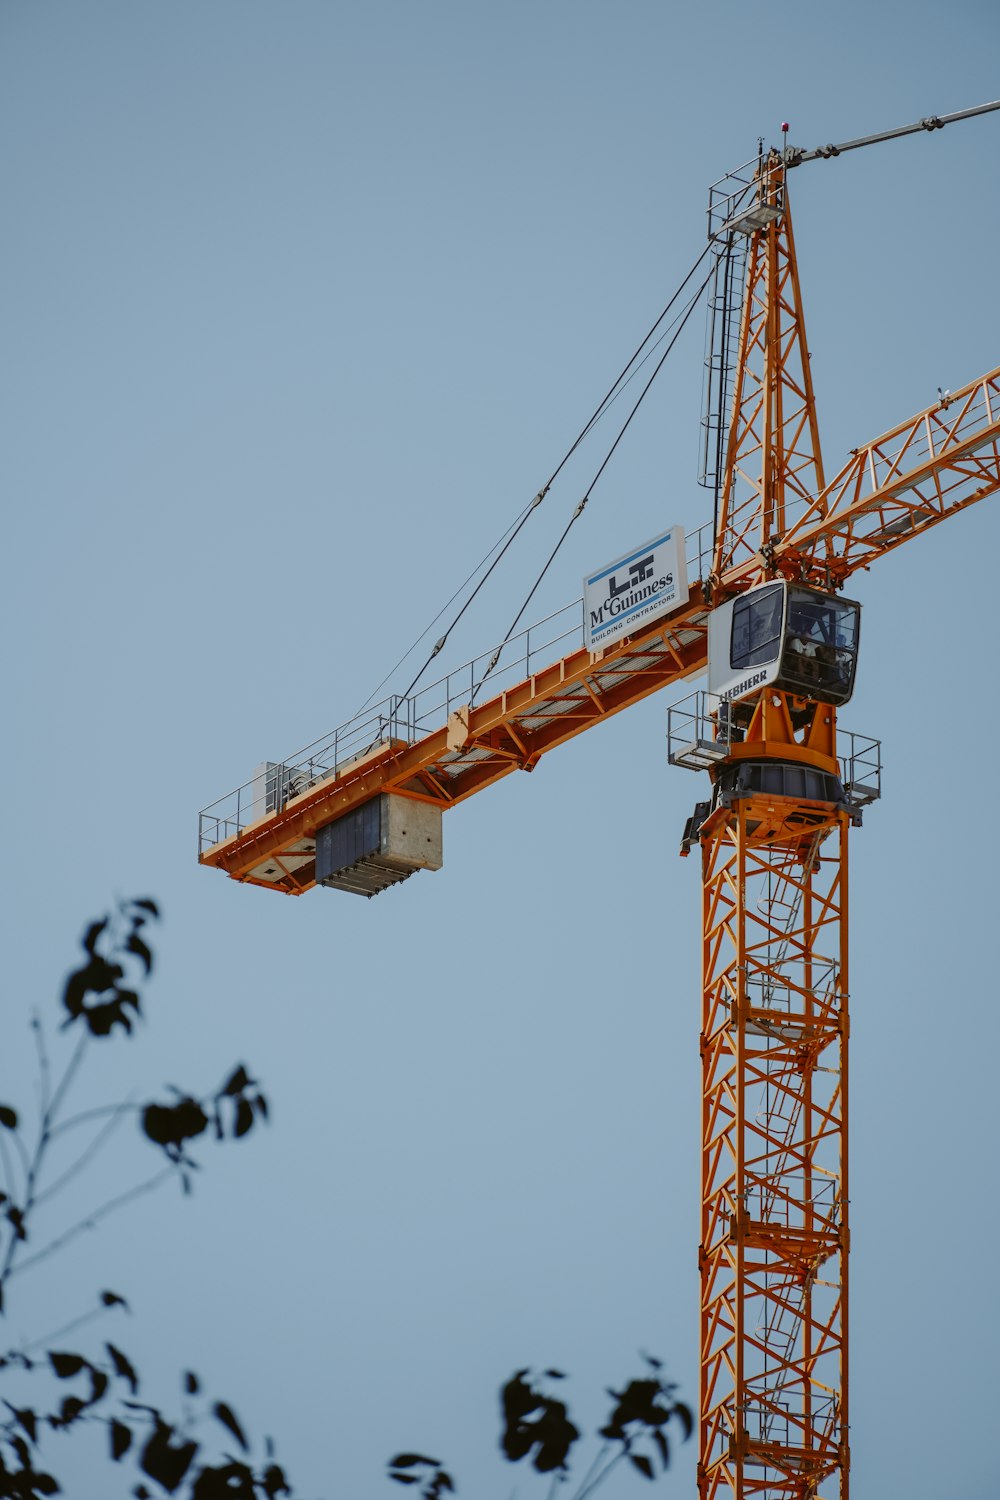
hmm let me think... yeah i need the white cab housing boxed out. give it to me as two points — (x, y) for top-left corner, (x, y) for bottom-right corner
(708, 581), (861, 708)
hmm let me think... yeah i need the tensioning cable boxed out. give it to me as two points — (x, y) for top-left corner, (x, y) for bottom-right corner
(381, 239), (717, 707)
(470, 258), (716, 704)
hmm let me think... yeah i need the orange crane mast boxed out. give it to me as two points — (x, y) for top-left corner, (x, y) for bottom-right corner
(199, 109), (1000, 1499)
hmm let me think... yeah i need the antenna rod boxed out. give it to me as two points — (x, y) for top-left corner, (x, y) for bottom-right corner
(787, 97), (1000, 166)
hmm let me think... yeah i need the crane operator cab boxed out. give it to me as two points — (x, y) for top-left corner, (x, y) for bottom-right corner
(708, 580), (861, 718)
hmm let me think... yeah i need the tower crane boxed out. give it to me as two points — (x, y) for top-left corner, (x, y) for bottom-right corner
(198, 101), (1000, 1499)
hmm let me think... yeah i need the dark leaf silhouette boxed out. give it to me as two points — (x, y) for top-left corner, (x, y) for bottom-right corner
(101, 1289), (130, 1310)
(533, 1401), (578, 1472)
(184, 1371), (200, 1395)
(221, 1065), (252, 1097)
(387, 1454), (456, 1500)
(213, 1400), (248, 1451)
(48, 1352), (86, 1380)
(604, 1378), (672, 1434)
(233, 1098), (254, 1138)
(191, 1461), (255, 1499)
(142, 1098), (209, 1157)
(110, 1419), (133, 1461)
(140, 1421), (198, 1492)
(674, 1401), (694, 1442)
(653, 1429), (670, 1468)
(81, 999), (134, 1037)
(57, 1395), (85, 1425)
(6, 1469), (60, 1496)
(126, 933), (154, 975)
(499, 1371), (579, 1474)
(62, 955), (124, 1021)
(630, 1453), (655, 1480)
(501, 1371), (542, 1425)
(262, 1464), (291, 1499)
(82, 918), (109, 955)
(0, 1105), (18, 1130)
(5, 1403), (38, 1442)
(501, 1425), (533, 1462)
(106, 1343), (139, 1395)
(131, 898), (160, 918)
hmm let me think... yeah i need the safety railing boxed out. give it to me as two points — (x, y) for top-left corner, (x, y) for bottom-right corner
(838, 728), (882, 805)
(743, 968), (840, 1019)
(197, 600), (581, 854)
(707, 156), (770, 242)
(666, 689), (735, 771)
(740, 1392), (840, 1455)
(741, 1173), (840, 1232)
(199, 526), (713, 855)
(666, 688), (882, 805)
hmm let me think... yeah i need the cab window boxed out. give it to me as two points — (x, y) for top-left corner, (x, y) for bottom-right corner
(731, 585), (784, 669)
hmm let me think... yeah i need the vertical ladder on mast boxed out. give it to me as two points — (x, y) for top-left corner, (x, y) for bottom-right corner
(699, 232), (748, 495)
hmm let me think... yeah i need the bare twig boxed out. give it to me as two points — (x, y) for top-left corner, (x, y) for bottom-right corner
(0, 1129), (17, 1201)
(50, 1100), (140, 1139)
(15, 1300), (121, 1357)
(31, 1012), (52, 1120)
(0, 1031), (90, 1295)
(8, 1167), (175, 1279)
(573, 1448), (626, 1500)
(35, 1098), (138, 1207)
(566, 1442), (610, 1500)
(47, 1032), (89, 1123)
(9, 1130), (31, 1186)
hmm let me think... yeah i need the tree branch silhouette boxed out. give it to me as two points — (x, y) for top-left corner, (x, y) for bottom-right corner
(0, 898), (305, 1499)
(388, 1358), (692, 1500)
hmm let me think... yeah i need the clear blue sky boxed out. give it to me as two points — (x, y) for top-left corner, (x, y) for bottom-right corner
(3, 3), (999, 1496)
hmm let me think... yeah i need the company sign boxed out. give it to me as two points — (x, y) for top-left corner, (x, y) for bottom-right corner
(583, 526), (689, 652)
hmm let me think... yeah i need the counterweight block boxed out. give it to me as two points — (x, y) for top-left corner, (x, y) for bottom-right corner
(315, 794), (443, 898)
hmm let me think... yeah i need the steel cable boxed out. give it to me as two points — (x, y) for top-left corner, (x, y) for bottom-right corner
(471, 260), (716, 703)
(375, 240), (716, 708)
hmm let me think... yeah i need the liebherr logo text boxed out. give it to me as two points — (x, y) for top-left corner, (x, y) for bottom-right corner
(720, 669), (768, 702)
(589, 573), (674, 631)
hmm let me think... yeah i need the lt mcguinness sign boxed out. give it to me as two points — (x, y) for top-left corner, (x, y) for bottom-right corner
(583, 526), (689, 652)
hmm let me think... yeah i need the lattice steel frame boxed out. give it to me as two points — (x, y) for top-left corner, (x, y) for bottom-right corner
(699, 794), (849, 1500)
(713, 159), (826, 582)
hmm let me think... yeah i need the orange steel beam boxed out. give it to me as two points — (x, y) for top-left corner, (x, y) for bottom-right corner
(751, 365), (1000, 589)
(200, 604), (710, 892)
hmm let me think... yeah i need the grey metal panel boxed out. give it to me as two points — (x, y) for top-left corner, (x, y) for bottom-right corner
(315, 798), (382, 884)
(315, 795), (442, 897)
